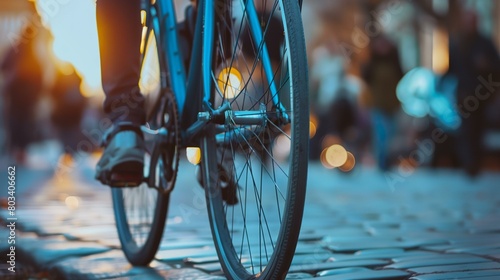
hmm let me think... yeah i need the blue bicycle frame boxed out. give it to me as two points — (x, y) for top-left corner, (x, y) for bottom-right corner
(148, 0), (287, 144)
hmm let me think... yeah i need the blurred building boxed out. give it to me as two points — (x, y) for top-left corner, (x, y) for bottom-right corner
(0, 0), (37, 158)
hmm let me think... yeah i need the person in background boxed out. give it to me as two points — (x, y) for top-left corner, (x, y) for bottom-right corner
(362, 34), (403, 171)
(447, 10), (500, 176)
(0, 5), (44, 164)
(49, 63), (86, 152)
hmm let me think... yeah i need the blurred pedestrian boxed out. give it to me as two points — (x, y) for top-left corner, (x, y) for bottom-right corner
(1, 9), (45, 164)
(309, 42), (365, 160)
(49, 63), (86, 153)
(447, 10), (500, 176)
(362, 34), (403, 171)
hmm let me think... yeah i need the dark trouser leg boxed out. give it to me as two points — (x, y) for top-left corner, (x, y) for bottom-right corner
(456, 113), (483, 176)
(96, 0), (144, 126)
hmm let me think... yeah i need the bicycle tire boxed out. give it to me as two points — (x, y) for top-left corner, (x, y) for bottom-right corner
(112, 0), (179, 266)
(200, 0), (309, 278)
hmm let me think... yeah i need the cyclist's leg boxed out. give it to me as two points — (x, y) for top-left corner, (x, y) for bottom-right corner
(95, 0), (145, 186)
(96, 0), (144, 125)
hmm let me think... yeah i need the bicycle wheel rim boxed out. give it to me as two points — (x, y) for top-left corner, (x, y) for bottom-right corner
(201, 0), (309, 278)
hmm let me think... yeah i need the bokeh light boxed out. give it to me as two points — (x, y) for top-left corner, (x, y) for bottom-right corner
(396, 67), (434, 118)
(339, 152), (356, 172)
(65, 196), (80, 210)
(325, 144), (348, 168)
(309, 114), (317, 139)
(320, 148), (334, 169)
(218, 67), (243, 99)
(186, 147), (201, 165)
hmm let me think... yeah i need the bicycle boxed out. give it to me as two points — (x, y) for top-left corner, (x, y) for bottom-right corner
(110, 0), (309, 278)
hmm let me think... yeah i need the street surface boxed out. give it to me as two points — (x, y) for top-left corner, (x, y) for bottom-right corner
(1, 142), (500, 279)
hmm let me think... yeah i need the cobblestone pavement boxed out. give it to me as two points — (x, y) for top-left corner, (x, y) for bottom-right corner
(1, 150), (500, 279)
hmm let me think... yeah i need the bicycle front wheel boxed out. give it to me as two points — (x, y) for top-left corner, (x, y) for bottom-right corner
(200, 0), (309, 278)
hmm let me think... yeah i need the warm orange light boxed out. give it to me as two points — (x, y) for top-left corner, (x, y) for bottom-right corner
(398, 157), (418, 173)
(309, 121), (317, 139)
(339, 152), (356, 172)
(186, 147), (202, 165)
(218, 67), (243, 99)
(320, 148), (334, 169)
(140, 10), (148, 54)
(310, 114), (318, 126)
(65, 196), (80, 210)
(432, 28), (449, 75)
(325, 144), (348, 168)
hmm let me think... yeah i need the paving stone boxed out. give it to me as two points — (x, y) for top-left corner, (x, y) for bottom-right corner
(422, 244), (457, 252)
(422, 236), (500, 253)
(446, 243), (500, 253)
(387, 255), (490, 269)
(469, 224), (500, 234)
(156, 247), (217, 262)
(409, 269), (500, 280)
(193, 254), (316, 270)
(17, 236), (111, 268)
(353, 249), (435, 260)
(326, 240), (418, 252)
(392, 253), (471, 263)
(298, 232), (325, 242)
(316, 267), (410, 279)
(326, 250), (438, 263)
(292, 253), (332, 265)
(288, 259), (390, 274)
(362, 221), (400, 229)
(50, 250), (171, 279)
(448, 234), (500, 244)
(184, 256), (220, 264)
(285, 272), (315, 279)
(156, 268), (226, 280)
(400, 238), (450, 248)
(294, 243), (330, 255)
(159, 239), (213, 250)
(193, 262), (222, 273)
(363, 228), (403, 237)
(429, 222), (467, 232)
(316, 267), (369, 277)
(321, 227), (371, 241)
(465, 248), (500, 256)
(409, 261), (500, 274)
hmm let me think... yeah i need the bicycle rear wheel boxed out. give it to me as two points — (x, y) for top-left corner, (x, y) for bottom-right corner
(112, 0), (179, 266)
(200, 0), (309, 278)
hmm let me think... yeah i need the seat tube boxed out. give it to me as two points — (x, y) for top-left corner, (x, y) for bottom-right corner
(202, 0), (215, 107)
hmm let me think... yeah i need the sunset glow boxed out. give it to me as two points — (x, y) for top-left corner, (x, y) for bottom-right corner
(35, 0), (102, 96)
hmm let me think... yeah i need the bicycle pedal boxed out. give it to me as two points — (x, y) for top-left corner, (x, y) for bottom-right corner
(109, 173), (143, 187)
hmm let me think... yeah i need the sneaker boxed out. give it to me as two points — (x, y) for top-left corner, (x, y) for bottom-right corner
(95, 125), (145, 187)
